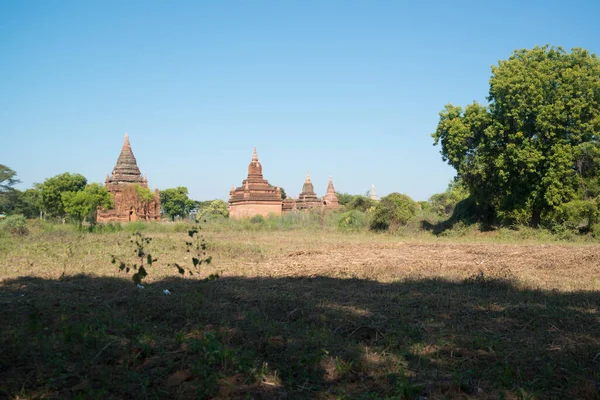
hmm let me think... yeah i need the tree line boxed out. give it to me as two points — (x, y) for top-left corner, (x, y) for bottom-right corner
(0, 166), (228, 226)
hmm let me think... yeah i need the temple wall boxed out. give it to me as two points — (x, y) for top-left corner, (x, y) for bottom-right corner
(229, 202), (282, 219)
(97, 185), (160, 223)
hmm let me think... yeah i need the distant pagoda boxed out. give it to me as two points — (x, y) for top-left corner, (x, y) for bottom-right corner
(369, 184), (379, 201)
(228, 147), (283, 219)
(283, 174), (340, 212)
(322, 176), (340, 209)
(97, 133), (160, 222)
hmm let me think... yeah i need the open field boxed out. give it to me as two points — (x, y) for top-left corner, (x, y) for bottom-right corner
(1, 226), (599, 399)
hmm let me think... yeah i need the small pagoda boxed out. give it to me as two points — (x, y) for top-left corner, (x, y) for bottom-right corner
(283, 174), (340, 212)
(369, 184), (379, 201)
(97, 133), (160, 223)
(322, 176), (340, 209)
(229, 147), (282, 219)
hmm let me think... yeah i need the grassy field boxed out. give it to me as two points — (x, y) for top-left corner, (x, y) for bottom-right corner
(0, 223), (599, 399)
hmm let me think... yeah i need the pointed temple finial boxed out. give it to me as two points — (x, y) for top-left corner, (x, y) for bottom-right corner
(369, 184), (379, 200)
(305, 171), (311, 182)
(327, 176), (335, 192)
(124, 132), (130, 147)
(252, 146), (258, 161)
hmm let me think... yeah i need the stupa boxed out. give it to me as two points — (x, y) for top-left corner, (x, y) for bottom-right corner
(369, 184), (379, 201)
(283, 173), (340, 212)
(228, 147), (283, 219)
(97, 133), (160, 222)
(322, 176), (340, 209)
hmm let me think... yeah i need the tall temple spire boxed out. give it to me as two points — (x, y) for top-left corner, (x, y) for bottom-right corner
(252, 146), (258, 161)
(323, 175), (339, 208)
(301, 171), (316, 199)
(327, 176), (335, 193)
(124, 132), (130, 148)
(108, 132), (143, 184)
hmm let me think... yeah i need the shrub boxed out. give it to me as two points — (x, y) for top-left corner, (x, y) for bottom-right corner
(0, 214), (28, 235)
(337, 210), (367, 231)
(543, 199), (599, 232)
(347, 196), (376, 213)
(370, 193), (416, 231)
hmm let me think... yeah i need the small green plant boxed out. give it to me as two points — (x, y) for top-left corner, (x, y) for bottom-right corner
(111, 232), (156, 285)
(173, 223), (215, 278)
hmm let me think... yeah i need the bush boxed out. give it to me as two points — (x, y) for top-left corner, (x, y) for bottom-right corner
(370, 193), (416, 231)
(347, 196), (376, 213)
(337, 210), (367, 231)
(0, 214), (28, 236)
(542, 199), (599, 232)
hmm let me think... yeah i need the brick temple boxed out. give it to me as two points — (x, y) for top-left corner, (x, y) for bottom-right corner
(283, 174), (340, 212)
(97, 133), (161, 223)
(323, 176), (340, 209)
(228, 147), (283, 219)
(282, 172), (321, 212)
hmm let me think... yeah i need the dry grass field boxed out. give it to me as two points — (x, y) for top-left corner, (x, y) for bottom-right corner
(1, 225), (599, 399)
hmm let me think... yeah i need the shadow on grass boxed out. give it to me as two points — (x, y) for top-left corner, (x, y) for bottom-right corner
(0, 274), (598, 399)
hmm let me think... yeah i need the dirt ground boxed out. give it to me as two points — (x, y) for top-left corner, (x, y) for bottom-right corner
(1, 230), (599, 398)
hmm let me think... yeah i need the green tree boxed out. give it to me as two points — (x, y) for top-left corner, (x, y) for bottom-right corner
(135, 185), (157, 221)
(0, 164), (20, 192)
(62, 183), (113, 227)
(433, 46), (600, 226)
(10, 186), (44, 219)
(40, 173), (87, 221)
(160, 187), (195, 221)
(336, 192), (355, 206)
(347, 195), (377, 212)
(428, 180), (469, 216)
(0, 165), (21, 214)
(370, 193), (416, 231)
(197, 199), (229, 221)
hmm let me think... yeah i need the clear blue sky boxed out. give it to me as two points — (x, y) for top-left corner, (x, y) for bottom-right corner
(2, 0), (599, 201)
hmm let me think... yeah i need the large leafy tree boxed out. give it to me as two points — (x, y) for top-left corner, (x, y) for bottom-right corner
(433, 46), (600, 225)
(160, 187), (195, 221)
(197, 199), (229, 221)
(62, 183), (113, 226)
(40, 173), (88, 221)
(0, 165), (21, 213)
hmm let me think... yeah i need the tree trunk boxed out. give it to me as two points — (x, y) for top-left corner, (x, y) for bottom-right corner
(531, 209), (541, 227)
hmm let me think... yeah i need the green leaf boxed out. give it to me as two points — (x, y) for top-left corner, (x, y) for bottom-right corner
(174, 263), (185, 275)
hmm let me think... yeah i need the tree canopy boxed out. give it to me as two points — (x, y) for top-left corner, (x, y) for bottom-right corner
(39, 173), (88, 220)
(160, 187), (195, 221)
(62, 183), (113, 226)
(197, 199), (229, 221)
(0, 165), (21, 213)
(433, 46), (600, 226)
